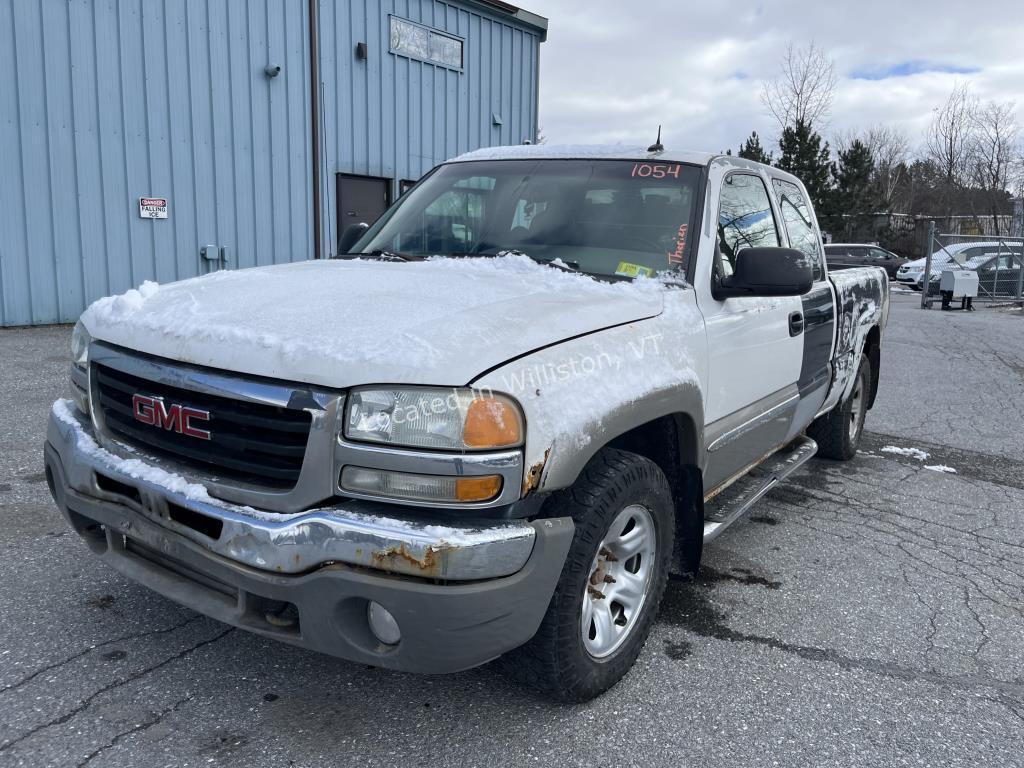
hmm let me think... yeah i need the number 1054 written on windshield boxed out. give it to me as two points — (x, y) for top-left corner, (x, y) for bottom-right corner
(630, 163), (682, 179)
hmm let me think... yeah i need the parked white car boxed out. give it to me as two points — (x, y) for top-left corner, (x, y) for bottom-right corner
(896, 241), (1014, 289)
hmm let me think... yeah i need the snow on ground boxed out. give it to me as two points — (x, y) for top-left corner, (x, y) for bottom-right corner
(924, 464), (958, 474)
(880, 445), (930, 460)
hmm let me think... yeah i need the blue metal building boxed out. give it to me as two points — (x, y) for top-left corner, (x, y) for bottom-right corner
(0, 0), (546, 326)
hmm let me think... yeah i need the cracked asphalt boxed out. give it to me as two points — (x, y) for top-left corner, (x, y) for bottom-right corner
(2, 294), (1023, 767)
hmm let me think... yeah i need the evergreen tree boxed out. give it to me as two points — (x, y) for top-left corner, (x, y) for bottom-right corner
(832, 139), (875, 214)
(738, 131), (772, 164)
(775, 119), (831, 211)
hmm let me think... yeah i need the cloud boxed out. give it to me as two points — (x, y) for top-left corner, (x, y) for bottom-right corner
(525, 0), (1024, 154)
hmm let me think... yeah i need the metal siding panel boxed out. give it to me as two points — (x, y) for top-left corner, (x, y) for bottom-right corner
(115, 0), (146, 290)
(226, 0), (255, 269)
(164, 0), (199, 281)
(286, 2), (312, 261)
(68, 0), (112, 306)
(14, 1), (61, 322)
(208, 0), (235, 263)
(185, 0), (217, 269)
(246, 1), (274, 267)
(266, 0), (288, 262)
(42, 1), (86, 319)
(0, 0), (30, 324)
(141, 1), (176, 284)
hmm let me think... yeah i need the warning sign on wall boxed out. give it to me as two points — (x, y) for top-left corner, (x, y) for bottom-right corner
(139, 197), (168, 219)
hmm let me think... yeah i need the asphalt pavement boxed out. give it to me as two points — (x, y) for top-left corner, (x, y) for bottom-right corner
(1, 294), (1023, 767)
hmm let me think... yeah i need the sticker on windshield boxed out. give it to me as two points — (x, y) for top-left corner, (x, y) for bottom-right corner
(615, 261), (654, 278)
(667, 223), (687, 265)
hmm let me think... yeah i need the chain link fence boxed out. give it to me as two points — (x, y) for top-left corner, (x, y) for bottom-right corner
(919, 228), (1024, 307)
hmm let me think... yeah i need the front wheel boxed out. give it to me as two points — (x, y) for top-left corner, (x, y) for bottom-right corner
(808, 355), (871, 460)
(503, 448), (675, 702)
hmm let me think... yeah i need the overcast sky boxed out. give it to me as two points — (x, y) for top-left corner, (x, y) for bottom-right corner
(525, 0), (1024, 156)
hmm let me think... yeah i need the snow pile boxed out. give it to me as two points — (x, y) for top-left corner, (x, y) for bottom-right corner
(924, 465), (958, 474)
(78, 255), (670, 389)
(85, 280), (160, 320)
(881, 446), (930, 461)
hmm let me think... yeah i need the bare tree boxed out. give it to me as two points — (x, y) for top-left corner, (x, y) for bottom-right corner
(760, 41), (837, 130)
(969, 100), (1019, 233)
(925, 83), (977, 188)
(865, 125), (911, 212)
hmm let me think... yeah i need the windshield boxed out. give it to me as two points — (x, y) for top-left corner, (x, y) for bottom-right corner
(350, 159), (703, 279)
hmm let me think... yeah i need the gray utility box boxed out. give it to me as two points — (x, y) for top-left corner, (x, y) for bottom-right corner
(940, 269), (979, 298)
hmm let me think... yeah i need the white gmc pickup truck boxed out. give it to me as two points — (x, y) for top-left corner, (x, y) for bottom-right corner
(45, 145), (888, 702)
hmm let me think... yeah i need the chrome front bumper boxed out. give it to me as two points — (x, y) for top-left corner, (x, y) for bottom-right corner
(46, 401), (543, 581)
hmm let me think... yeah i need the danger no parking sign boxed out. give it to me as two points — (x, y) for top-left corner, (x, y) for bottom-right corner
(139, 197), (168, 219)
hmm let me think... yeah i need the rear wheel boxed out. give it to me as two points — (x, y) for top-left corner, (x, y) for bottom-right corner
(503, 448), (675, 702)
(808, 355), (870, 460)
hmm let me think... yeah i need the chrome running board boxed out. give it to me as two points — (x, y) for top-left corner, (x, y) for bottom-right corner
(702, 435), (818, 543)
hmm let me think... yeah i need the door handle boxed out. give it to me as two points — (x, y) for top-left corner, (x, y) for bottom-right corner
(789, 311), (804, 337)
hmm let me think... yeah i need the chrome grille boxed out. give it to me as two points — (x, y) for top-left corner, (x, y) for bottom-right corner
(94, 363), (312, 489)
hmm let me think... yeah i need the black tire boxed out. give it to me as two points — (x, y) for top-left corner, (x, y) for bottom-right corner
(808, 355), (871, 460)
(502, 448), (675, 703)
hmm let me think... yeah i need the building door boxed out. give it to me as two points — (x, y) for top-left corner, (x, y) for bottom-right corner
(337, 174), (390, 245)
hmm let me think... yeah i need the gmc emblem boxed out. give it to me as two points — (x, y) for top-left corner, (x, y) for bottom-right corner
(131, 394), (211, 440)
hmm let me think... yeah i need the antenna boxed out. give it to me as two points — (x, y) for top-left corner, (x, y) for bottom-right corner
(647, 125), (664, 153)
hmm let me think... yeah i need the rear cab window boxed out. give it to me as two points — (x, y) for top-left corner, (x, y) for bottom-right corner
(771, 178), (824, 281)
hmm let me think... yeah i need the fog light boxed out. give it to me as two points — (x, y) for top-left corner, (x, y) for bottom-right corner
(367, 601), (401, 645)
(340, 466), (502, 504)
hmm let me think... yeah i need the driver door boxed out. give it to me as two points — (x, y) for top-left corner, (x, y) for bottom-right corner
(700, 172), (804, 491)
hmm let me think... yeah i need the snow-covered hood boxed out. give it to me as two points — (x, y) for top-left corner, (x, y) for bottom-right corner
(80, 256), (666, 389)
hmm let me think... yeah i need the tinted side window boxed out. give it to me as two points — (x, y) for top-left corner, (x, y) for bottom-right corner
(772, 179), (824, 280)
(717, 174), (780, 277)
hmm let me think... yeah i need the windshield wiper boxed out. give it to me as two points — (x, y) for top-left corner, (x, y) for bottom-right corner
(536, 258), (580, 273)
(357, 249), (423, 262)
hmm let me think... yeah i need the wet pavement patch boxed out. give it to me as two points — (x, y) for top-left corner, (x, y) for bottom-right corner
(101, 649), (127, 662)
(862, 431), (1024, 490)
(87, 594), (116, 609)
(699, 566), (781, 590)
(749, 514), (779, 526)
(663, 639), (693, 660)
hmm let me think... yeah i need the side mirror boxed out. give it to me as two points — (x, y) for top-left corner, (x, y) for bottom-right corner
(714, 247), (813, 299)
(338, 222), (369, 255)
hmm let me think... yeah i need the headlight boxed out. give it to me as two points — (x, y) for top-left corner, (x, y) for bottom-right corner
(344, 387), (523, 451)
(71, 320), (91, 367)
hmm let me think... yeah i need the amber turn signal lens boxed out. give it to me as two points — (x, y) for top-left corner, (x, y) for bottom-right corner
(462, 397), (523, 448)
(454, 475), (502, 502)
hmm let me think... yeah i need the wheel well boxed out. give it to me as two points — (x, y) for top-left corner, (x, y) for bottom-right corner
(606, 414), (703, 577)
(864, 325), (881, 408)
